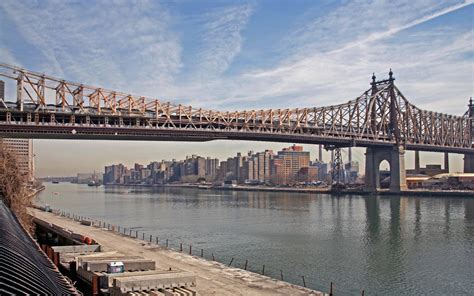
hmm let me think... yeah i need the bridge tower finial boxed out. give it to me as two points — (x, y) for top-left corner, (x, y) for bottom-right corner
(371, 73), (376, 85)
(388, 68), (394, 82)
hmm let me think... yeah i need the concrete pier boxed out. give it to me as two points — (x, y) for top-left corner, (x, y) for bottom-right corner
(465, 154), (474, 173)
(31, 208), (325, 296)
(365, 145), (407, 193)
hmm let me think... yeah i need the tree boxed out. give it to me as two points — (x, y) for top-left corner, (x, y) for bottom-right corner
(0, 144), (33, 232)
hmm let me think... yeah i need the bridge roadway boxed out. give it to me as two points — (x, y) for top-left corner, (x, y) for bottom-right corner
(1, 121), (472, 154)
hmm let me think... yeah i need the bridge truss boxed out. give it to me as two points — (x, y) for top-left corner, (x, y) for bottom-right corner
(0, 64), (471, 154)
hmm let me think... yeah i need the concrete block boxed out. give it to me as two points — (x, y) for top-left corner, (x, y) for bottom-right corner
(101, 270), (182, 289)
(112, 272), (196, 292)
(52, 244), (101, 254)
(84, 259), (155, 272)
(77, 254), (140, 267)
(175, 287), (196, 296)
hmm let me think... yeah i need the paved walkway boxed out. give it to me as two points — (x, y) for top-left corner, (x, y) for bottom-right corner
(32, 209), (325, 296)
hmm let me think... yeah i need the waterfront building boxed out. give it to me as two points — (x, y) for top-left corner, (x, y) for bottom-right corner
(270, 157), (284, 184)
(196, 157), (206, 177)
(225, 157), (238, 181)
(205, 157), (219, 178)
(255, 150), (273, 183)
(140, 168), (151, 181)
(241, 156), (254, 182)
(313, 161), (329, 181)
(251, 155), (258, 181)
(168, 161), (182, 182)
(298, 166), (319, 183)
(0, 138), (34, 181)
(271, 145), (310, 185)
(234, 153), (243, 182)
(217, 160), (227, 181)
(103, 163), (126, 184)
(406, 164), (447, 176)
(345, 161), (360, 183)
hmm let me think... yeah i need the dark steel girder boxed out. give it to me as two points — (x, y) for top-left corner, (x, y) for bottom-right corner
(1, 124), (472, 154)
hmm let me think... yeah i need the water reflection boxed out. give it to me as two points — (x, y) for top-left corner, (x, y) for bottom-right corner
(414, 198), (422, 241)
(364, 196), (380, 243)
(465, 199), (474, 241)
(444, 199), (451, 239)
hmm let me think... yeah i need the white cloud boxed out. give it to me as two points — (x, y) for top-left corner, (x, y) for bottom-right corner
(182, 1), (473, 115)
(0, 47), (20, 67)
(0, 0), (182, 99)
(194, 3), (254, 80)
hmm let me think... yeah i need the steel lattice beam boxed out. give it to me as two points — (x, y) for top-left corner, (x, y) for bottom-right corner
(0, 63), (471, 154)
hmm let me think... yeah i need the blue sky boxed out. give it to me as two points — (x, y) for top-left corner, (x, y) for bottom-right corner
(1, 0), (473, 176)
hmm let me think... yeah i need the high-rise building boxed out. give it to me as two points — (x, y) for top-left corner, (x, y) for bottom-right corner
(225, 157), (238, 181)
(241, 157), (254, 182)
(103, 163), (126, 184)
(205, 157), (219, 179)
(313, 161), (328, 181)
(255, 150), (273, 183)
(272, 145), (309, 185)
(251, 155), (259, 181)
(196, 157), (206, 177)
(217, 160), (228, 180)
(298, 166), (319, 183)
(0, 138), (34, 180)
(345, 160), (360, 183)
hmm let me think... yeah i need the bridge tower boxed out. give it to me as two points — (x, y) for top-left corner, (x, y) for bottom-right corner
(16, 71), (24, 112)
(364, 70), (407, 193)
(464, 97), (474, 173)
(331, 147), (344, 185)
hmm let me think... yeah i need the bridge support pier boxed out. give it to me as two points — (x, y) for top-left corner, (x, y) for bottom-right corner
(464, 154), (474, 173)
(444, 152), (449, 173)
(365, 146), (407, 193)
(414, 150), (420, 174)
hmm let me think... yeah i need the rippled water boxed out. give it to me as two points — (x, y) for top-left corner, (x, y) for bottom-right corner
(37, 183), (474, 295)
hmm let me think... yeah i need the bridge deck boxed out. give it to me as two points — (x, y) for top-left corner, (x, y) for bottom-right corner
(1, 123), (472, 154)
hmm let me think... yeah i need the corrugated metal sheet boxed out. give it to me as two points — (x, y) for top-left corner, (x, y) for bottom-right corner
(0, 199), (79, 295)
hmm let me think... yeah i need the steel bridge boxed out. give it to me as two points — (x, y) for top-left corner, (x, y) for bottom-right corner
(0, 63), (472, 191)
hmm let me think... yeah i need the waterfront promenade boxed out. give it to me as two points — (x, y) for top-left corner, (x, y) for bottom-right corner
(32, 208), (325, 296)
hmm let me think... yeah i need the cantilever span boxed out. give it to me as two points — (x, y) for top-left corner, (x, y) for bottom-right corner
(0, 63), (472, 154)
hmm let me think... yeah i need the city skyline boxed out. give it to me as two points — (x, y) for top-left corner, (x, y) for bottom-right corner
(102, 144), (325, 186)
(34, 141), (461, 178)
(1, 0), (472, 177)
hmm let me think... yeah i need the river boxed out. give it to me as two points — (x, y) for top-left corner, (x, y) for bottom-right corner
(37, 183), (473, 295)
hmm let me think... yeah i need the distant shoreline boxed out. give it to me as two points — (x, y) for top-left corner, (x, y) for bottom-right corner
(44, 181), (474, 197)
(102, 182), (335, 194)
(100, 183), (473, 197)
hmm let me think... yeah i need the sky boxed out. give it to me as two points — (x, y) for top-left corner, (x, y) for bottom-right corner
(1, 0), (473, 177)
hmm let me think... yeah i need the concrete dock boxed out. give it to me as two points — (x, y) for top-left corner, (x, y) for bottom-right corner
(32, 208), (325, 296)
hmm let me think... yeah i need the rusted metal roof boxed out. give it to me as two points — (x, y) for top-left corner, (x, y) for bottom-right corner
(0, 199), (79, 295)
